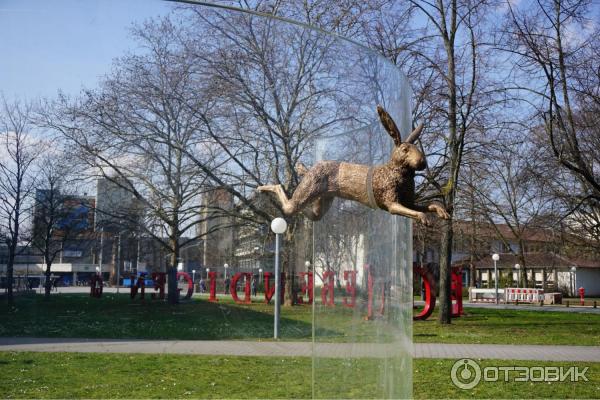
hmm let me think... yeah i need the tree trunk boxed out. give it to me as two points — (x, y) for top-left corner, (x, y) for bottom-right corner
(44, 269), (53, 298)
(438, 17), (459, 324)
(518, 253), (527, 288)
(283, 220), (298, 306)
(44, 252), (53, 299)
(167, 237), (179, 304)
(438, 219), (453, 324)
(6, 254), (15, 306)
(109, 236), (119, 285)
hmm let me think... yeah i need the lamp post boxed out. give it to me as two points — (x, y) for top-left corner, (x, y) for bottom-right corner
(192, 269), (196, 285)
(570, 266), (577, 297)
(271, 217), (287, 339)
(223, 263), (229, 279)
(492, 253), (500, 304)
(206, 267), (210, 280)
(116, 234), (122, 294)
(98, 227), (104, 280)
(253, 246), (260, 270)
(514, 264), (520, 288)
(259, 268), (263, 284)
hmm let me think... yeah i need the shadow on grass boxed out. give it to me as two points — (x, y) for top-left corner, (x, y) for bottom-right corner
(0, 293), (332, 341)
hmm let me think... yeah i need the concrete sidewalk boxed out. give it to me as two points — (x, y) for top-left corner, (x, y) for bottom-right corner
(2, 337), (599, 362)
(414, 300), (600, 314)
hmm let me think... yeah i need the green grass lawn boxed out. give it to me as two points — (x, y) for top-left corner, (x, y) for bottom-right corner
(0, 352), (598, 399)
(414, 307), (600, 346)
(0, 294), (391, 342)
(2, 294), (600, 345)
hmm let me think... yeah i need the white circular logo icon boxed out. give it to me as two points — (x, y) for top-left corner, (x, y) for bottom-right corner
(451, 358), (481, 390)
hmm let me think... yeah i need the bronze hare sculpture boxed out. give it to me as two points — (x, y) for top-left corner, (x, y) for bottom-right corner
(258, 105), (450, 225)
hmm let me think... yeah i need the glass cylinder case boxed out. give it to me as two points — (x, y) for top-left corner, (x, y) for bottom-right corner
(1, 1), (412, 398)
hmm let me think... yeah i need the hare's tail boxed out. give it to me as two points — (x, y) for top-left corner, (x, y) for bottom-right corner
(296, 162), (309, 178)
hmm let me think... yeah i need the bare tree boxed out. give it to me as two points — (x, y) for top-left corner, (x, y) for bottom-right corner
(454, 156), (490, 288)
(313, 201), (366, 283)
(174, 6), (363, 305)
(365, 1), (497, 323)
(39, 19), (213, 304)
(31, 156), (87, 299)
(0, 96), (39, 304)
(470, 135), (555, 287)
(501, 0), (600, 248)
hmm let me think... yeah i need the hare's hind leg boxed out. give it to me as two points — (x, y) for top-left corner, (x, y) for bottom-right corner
(257, 184), (300, 216)
(258, 165), (329, 217)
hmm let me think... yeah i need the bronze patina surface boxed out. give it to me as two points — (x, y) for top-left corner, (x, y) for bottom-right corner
(258, 106), (449, 225)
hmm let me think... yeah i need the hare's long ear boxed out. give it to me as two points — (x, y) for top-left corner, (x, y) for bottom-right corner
(376, 105), (402, 146)
(405, 123), (424, 144)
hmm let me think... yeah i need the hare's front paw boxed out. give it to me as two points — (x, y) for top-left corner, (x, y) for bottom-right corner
(435, 206), (450, 220)
(428, 203), (450, 219)
(417, 212), (433, 226)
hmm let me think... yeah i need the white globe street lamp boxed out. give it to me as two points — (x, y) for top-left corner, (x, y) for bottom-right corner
(514, 264), (520, 288)
(206, 267), (210, 279)
(570, 266), (577, 297)
(492, 254), (500, 304)
(224, 263), (229, 279)
(271, 218), (287, 339)
(192, 269), (196, 284)
(271, 218), (287, 234)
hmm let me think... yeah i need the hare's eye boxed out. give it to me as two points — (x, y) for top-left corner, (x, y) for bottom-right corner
(402, 147), (408, 153)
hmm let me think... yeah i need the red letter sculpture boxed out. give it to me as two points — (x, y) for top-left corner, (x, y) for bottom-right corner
(297, 272), (314, 304)
(208, 271), (218, 302)
(264, 272), (275, 303)
(90, 274), (103, 298)
(342, 270), (356, 308)
(230, 272), (252, 304)
(263, 272), (285, 304)
(413, 266), (436, 321)
(451, 267), (463, 317)
(151, 272), (165, 300)
(321, 271), (335, 307)
(130, 275), (146, 300)
(364, 265), (386, 320)
(176, 271), (194, 300)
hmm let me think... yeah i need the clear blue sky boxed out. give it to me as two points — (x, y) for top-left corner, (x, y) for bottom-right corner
(0, 0), (173, 101)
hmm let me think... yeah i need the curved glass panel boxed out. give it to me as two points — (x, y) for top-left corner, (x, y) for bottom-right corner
(0, 1), (411, 398)
(310, 55), (413, 399)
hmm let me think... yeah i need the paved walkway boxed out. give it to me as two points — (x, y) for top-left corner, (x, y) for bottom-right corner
(414, 300), (600, 314)
(1, 338), (599, 362)
(463, 302), (600, 314)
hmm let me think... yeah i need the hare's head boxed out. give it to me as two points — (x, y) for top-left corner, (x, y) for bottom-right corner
(377, 105), (426, 171)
